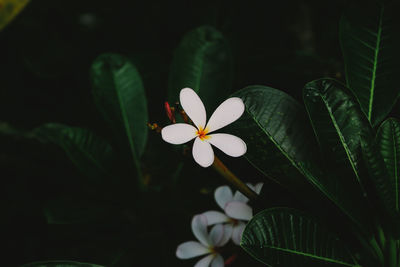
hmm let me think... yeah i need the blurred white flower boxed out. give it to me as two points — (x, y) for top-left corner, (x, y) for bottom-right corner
(161, 88), (247, 168)
(176, 214), (232, 267)
(202, 183), (263, 245)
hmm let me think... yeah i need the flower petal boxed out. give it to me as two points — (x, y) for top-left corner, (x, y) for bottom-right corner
(211, 254), (224, 267)
(255, 182), (264, 194)
(209, 224), (224, 246)
(214, 185), (233, 210)
(217, 223), (233, 247)
(207, 133), (246, 157)
(193, 137), (214, 167)
(202, 211), (230, 225)
(206, 97), (244, 133)
(194, 254), (214, 267)
(225, 201), (253, 221)
(161, 123), (197, 144)
(176, 241), (210, 259)
(232, 222), (246, 245)
(192, 215), (211, 246)
(180, 88), (207, 129)
(233, 190), (249, 203)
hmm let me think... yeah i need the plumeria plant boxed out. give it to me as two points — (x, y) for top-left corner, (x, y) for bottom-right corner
(13, 1), (400, 267)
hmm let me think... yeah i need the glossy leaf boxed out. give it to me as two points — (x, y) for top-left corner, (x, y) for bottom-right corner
(303, 78), (374, 233)
(241, 208), (359, 267)
(360, 131), (395, 222)
(0, 0), (30, 31)
(232, 85), (372, 233)
(91, 53), (148, 186)
(33, 123), (113, 178)
(168, 26), (232, 112)
(340, 2), (400, 126)
(20, 261), (104, 267)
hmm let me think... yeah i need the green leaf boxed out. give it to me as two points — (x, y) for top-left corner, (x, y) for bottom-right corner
(340, 2), (400, 126)
(33, 123), (114, 179)
(168, 26), (233, 112)
(303, 78), (374, 233)
(377, 118), (400, 213)
(360, 131), (395, 228)
(91, 53), (148, 187)
(20, 261), (104, 267)
(232, 84), (371, 234)
(241, 208), (359, 267)
(231, 85), (321, 193)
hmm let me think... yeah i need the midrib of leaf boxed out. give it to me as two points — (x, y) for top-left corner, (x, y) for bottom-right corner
(368, 6), (384, 121)
(258, 246), (356, 266)
(112, 69), (143, 187)
(244, 106), (363, 229)
(320, 95), (363, 188)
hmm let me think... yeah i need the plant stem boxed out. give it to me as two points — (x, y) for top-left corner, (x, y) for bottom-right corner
(386, 237), (396, 267)
(213, 156), (258, 201)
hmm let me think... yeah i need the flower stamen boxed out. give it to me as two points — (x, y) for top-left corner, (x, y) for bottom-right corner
(196, 127), (210, 140)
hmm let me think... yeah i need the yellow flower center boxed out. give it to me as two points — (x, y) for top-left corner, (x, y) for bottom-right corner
(196, 127), (210, 140)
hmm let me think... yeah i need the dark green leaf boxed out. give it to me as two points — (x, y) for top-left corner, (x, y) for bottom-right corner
(91, 53), (148, 187)
(231, 85), (321, 193)
(340, 2), (400, 126)
(303, 78), (374, 233)
(33, 123), (114, 179)
(20, 261), (104, 267)
(168, 26), (233, 112)
(241, 208), (359, 267)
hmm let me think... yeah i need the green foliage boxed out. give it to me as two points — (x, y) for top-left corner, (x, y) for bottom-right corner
(33, 123), (114, 179)
(340, 2), (400, 127)
(20, 261), (104, 267)
(91, 53), (148, 187)
(241, 208), (359, 267)
(168, 25), (233, 112)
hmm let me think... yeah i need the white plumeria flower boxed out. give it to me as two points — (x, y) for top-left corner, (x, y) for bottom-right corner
(202, 183), (263, 245)
(176, 214), (232, 267)
(161, 88), (247, 167)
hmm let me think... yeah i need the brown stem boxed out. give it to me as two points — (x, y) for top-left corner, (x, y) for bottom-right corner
(212, 156), (258, 201)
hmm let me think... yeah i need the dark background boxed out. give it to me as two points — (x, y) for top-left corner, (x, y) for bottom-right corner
(1, 1), (350, 266)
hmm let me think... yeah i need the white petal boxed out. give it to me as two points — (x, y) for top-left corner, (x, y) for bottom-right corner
(180, 88), (207, 129)
(161, 123), (197, 144)
(217, 223), (233, 247)
(192, 215), (211, 246)
(214, 185), (233, 210)
(207, 133), (246, 157)
(232, 222), (246, 245)
(233, 190), (249, 203)
(225, 201), (253, 221)
(176, 241), (210, 259)
(209, 224), (224, 245)
(194, 254), (214, 267)
(202, 211), (230, 225)
(255, 182), (264, 194)
(193, 137), (214, 167)
(206, 97), (245, 133)
(211, 254), (224, 267)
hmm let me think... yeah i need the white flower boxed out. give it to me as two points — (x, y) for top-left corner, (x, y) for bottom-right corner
(202, 183), (263, 245)
(176, 214), (232, 267)
(161, 88), (247, 167)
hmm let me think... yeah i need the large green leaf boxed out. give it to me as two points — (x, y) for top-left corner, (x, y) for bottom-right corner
(20, 261), (104, 267)
(340, 2), (400, 126)
(33, 123), (114, 179)
(168, 26), (232, 112)
(232, 85), (371, 234)
(303, 78), (374, 233)
(377, 118), (400, 213)
(241, 208), (359, 267)
(91, 53), (148, 187)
